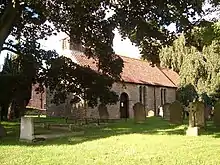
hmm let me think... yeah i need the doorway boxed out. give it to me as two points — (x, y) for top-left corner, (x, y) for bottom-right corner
(120, 92), (129, 118)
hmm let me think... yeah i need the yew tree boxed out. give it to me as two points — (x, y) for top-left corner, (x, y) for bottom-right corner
(0, 0), (219, 113)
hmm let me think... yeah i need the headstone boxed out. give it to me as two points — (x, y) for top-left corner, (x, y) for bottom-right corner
(188, 102), (196, 127)
(188, 101), (206, 128)
(148, 110), (155, 117)
(196, 101), (205, 128)
(20, 117), (35, 141)
(159, 106), (163, 117)
(163, 103), (171, 120)
(169, 101), (183, 124)
(0, 124), (6, 137)
(205, 105), (212, 120)
(98, 104), (109, 120)
(133, 102), (146, 123)
(183, 106), (189, 120)
(213, 101), (220, 127)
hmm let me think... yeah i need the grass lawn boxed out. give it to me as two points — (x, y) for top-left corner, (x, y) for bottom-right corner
(1, 117), (220, 165)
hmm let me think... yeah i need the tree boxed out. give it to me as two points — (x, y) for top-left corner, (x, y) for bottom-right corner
(0, 53), (35, 119)
(0, 0), (219, 117)
(176, 84), (198, 106)
(0, 54), (16, 120)
(160, 22), (220, 105)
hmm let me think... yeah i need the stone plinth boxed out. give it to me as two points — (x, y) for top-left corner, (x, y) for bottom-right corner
(20, 117), (35, 141)
(186, 127), (200, 136)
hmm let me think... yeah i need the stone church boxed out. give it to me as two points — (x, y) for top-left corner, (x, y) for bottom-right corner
(28, 37), (179, 119)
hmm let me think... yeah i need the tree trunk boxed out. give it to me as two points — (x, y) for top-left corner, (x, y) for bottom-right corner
(0, 123), (6, 137)
(0, 104), (9, 121)
(0, 1), (20, 53)
(0, 106), (1, 122)
(7, 101), (15, 120)
(0, 107), (6, 137)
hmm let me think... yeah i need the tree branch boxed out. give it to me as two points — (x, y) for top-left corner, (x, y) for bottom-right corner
(2, 47), (19, 55)
(0, 0), (20, 54)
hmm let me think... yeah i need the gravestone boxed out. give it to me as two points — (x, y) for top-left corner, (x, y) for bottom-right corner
(133, 102), (146, 123)
(148, 110), (155, 117)
(163, 103), (171, 120)
(187, 102), (200, 136)
(213, 101), (220, 127)
(205, 105), (212, 120)
(186, 101), (205, 136)
(196, 101), (205, 128)
(188, 101), (205, 128)
(158, 106), (163, 117)
(20, 117), (35, 141)
(98, 104), (109, 120)
(188, 102), (196, 127)
(188, 101), (205, 127)
(169, 101), (183, 124)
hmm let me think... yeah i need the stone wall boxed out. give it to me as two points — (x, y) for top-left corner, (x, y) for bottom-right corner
(147, 86), (176, 115)
(86, 82), (139, 119)
(46, 82), (177, 119)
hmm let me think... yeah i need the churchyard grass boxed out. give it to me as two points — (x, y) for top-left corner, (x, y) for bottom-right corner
(1, 117), (220, 165)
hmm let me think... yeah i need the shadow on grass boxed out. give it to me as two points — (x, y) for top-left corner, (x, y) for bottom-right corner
(1, 117), (220, 146)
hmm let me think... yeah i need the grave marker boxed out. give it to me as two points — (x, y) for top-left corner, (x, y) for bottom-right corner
(169, 101), (183, 124)
(133, 102), (146, 123)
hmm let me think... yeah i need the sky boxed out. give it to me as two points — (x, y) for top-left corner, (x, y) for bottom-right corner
(0, 23), (177, 67)
(0, 28), (142, 67)
(41, 28), (143, 59)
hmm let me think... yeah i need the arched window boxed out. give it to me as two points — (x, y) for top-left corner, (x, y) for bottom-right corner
(161, 88), (167, 105)
(143, 86), (146, 107)
(139, 86), (142, 103)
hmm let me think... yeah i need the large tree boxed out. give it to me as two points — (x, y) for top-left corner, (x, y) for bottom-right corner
(160, 22), (220, 105)
(0, 0), (219, 115)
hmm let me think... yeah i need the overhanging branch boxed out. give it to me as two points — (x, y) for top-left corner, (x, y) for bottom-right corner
(2, 47), (19, 55)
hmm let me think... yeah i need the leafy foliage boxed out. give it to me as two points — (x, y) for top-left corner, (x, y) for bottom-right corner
(160, 23), (220, 105)
(176, 84), (198, 106)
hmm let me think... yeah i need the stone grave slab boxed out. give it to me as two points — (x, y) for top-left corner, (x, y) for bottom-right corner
(20, 116), (35, 141)
(214, 101), (220, 127)
(133, 102), (146, 123)
(169, 101), (183, 124)
(163, 103), (171, 120)
(148, 110), (155, 117)
(195, 101), (205, 128)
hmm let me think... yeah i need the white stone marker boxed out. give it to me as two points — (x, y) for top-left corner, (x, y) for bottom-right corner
(20, 116), (35, 141)
(186, 127), (199, 136)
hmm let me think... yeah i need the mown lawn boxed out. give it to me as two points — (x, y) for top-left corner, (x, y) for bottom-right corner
(1, 117), (220, 165)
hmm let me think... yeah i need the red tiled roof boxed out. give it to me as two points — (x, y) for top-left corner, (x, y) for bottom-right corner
(160, 68), (180, 86)
(71, 52), (178, 88)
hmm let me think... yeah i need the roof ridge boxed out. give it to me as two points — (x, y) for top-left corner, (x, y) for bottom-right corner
(72, 52), (178, 88)
(117, 54), (151, 65)
(158, 67), (177, 87)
